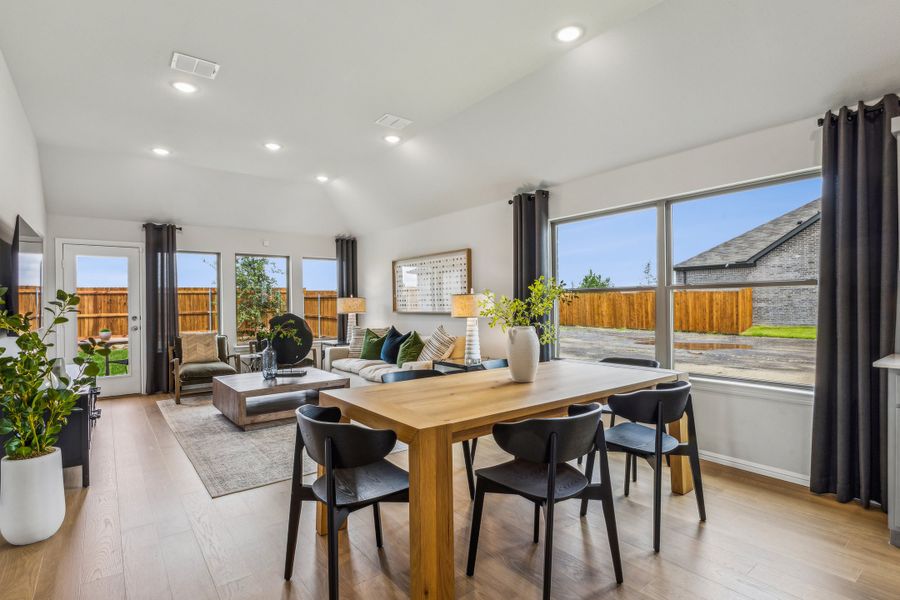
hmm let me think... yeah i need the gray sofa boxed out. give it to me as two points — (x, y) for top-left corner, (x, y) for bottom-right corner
(323, 334), (465, 386)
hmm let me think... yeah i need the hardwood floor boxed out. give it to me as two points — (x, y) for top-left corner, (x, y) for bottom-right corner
(0, 393), (897, 599)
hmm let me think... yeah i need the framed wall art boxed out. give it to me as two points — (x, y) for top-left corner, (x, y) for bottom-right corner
(392, 248), (471, 314)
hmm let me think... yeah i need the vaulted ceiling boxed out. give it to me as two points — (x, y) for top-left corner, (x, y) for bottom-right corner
(2, 0), (900, 234)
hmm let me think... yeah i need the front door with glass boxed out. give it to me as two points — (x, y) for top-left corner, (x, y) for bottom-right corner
(61, 243), (143, 396)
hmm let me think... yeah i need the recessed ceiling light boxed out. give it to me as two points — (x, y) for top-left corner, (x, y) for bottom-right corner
(171, 81), (198, 94)
(152, 147), (171, 157)
(316, 174), (329, 183)
(555, 25), (584, 43)
(264, 142), (282, 152)
(384, 135), (401, 145)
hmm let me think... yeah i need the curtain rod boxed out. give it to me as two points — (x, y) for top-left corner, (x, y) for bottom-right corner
(817, 100), (897, 127)
(141, 224), (183, 231)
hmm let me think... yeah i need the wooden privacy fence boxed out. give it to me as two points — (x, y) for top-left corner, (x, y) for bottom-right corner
(54, 287), (337, 341)
(304, 290), (338, 338)
(559, 288), (753, 335)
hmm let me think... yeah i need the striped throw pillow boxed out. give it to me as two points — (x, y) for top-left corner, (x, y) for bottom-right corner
(349, 326), (388, 358)
(419, 325), (456, 361)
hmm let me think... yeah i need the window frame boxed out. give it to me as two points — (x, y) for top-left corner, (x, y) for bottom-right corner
(234, 253), (292, 343)
(551, 167), (822, 389)
(175, 250), (222, 334)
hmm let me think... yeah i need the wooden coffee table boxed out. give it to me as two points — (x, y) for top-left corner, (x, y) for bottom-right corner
(212, 369), (350, 430)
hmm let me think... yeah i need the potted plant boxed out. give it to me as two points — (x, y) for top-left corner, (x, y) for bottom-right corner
(480, 277), (571, 382)
(0, 288), (106, 545)
(98, 327), (112, 342)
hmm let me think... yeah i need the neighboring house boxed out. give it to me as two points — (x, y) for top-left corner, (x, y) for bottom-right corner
(674, 199), (820, 326)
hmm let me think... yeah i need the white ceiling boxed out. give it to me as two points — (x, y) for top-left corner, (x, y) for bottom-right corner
(2, 0), (900, 234)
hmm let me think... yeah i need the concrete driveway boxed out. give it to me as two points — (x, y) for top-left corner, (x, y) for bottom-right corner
(559, 326), (816, 386)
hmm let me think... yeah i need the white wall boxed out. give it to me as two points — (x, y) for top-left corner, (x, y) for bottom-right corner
(46, 215), (335, 348)
(358, 114), (823, 483)
(0, 47), (45, 354)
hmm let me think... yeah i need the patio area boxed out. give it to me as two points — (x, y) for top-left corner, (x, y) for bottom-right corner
(559, 326), (816, 386)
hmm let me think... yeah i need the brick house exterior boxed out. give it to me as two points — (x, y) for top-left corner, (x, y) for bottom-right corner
(674, 199), (820, 326)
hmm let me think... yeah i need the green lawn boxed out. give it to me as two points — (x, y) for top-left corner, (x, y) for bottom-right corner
(77, 348), (129, 376)
(740, 325), (817, 340)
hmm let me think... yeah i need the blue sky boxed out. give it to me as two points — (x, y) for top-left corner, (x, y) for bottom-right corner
(556, 177), (822, 288)
(73, 253), (336, 289)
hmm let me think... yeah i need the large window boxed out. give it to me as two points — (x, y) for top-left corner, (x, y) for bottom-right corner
(302, 258), (337, 339)
(235, 254), (289, 343)
(176, 252), (220, 333)
(554, 172), (821, 387)
(556, 206), (658, 363)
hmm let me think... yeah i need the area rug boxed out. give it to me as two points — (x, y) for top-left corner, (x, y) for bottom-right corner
(157, 394), (407, 498)
(156, 394), (314, 498)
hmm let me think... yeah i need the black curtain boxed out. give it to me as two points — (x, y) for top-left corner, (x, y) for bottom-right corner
(335, 236), (358, 344)
(811, 94), (900, 509)
(145, 223), (179, 393)
(512, 189), (550, 361)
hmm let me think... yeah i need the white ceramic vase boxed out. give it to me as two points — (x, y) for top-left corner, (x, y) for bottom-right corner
(0, 448), (65, 545)
(507, 326), (539, 383)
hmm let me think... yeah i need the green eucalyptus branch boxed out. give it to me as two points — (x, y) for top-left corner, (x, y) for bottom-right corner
(478, 277), (574, 346)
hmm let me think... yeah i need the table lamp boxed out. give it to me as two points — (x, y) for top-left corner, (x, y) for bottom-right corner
(336, 296), (366, 340)
(451, 289), (485, 366)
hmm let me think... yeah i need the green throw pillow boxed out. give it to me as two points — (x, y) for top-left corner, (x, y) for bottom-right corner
(360, 329), (387, 360)
(396, 331), (425, 367)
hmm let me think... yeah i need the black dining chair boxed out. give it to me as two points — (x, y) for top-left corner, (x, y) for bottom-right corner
(587, 357), (663, 479)
(591, 380), (705, 552)
(466, 403), (623, 600)
(462, 358), (509, 497)
(283, 405), (409, 600)
(380, 368), (480, 500)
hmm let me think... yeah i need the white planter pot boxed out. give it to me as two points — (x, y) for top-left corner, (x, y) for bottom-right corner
(506, 326), (540, 383)
(0, 448), (65, 545)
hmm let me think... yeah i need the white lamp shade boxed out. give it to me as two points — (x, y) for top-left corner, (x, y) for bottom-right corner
(337, 296), (366, 314)
(451, 293), (484, 318)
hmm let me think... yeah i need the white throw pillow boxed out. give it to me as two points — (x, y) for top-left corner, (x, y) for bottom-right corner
(419, 325), (456, 361)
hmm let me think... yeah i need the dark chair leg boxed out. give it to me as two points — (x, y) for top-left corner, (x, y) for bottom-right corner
(470, 437), (478, 460)
(653, 451), (663, 553)
(624, 452), (632, 497)
(580, 450), (595, 516)
(632, 454), (638, 482)
(577, 455), (583, 466)
(597, 450), (624, 584)
(373, 502), (384, 548)
(284, 427), (304, 580)
(610, 414), (616, 427)
(327, 506), (339, 600)
(689, 444), (707, 521)
(542, 498), (555, 600)
(533, 502), (541, 543)
(462, 440), (476, 500)
(466, 481), (486, 576)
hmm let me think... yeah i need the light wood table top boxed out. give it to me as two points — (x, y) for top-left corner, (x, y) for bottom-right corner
(320, 359), (687, 599)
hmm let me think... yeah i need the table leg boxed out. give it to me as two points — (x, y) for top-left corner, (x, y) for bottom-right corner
(668, 414), (694, 495)
(409, 426), (455, 599)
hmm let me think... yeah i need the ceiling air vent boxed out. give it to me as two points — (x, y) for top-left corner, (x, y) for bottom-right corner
(375, 114), (413, 130)
(170, 52), (220, 79)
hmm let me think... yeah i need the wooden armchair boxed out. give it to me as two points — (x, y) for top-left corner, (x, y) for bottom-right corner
(168, 335), (241, 404)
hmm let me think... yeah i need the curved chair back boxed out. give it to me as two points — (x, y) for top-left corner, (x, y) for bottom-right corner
(600, 356), (661, 369)
(296, 405), (397, 469)
(607, 380), (691, 425)
(381, 369), (444, 384)
(267, 313), (314, 365)
(492, 403), (603, 464)
(479, 359), (509, 370)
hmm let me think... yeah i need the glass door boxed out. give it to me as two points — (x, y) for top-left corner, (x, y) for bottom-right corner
(61, 243), (142, 396)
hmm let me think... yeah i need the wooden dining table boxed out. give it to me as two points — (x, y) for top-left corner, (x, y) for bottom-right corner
(319, 359), (689, 599)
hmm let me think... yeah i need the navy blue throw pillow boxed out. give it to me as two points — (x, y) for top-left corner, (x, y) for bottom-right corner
(380, 327), (411, 364)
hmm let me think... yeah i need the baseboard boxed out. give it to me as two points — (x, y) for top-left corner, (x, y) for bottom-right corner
(699, 449), (810, 487)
